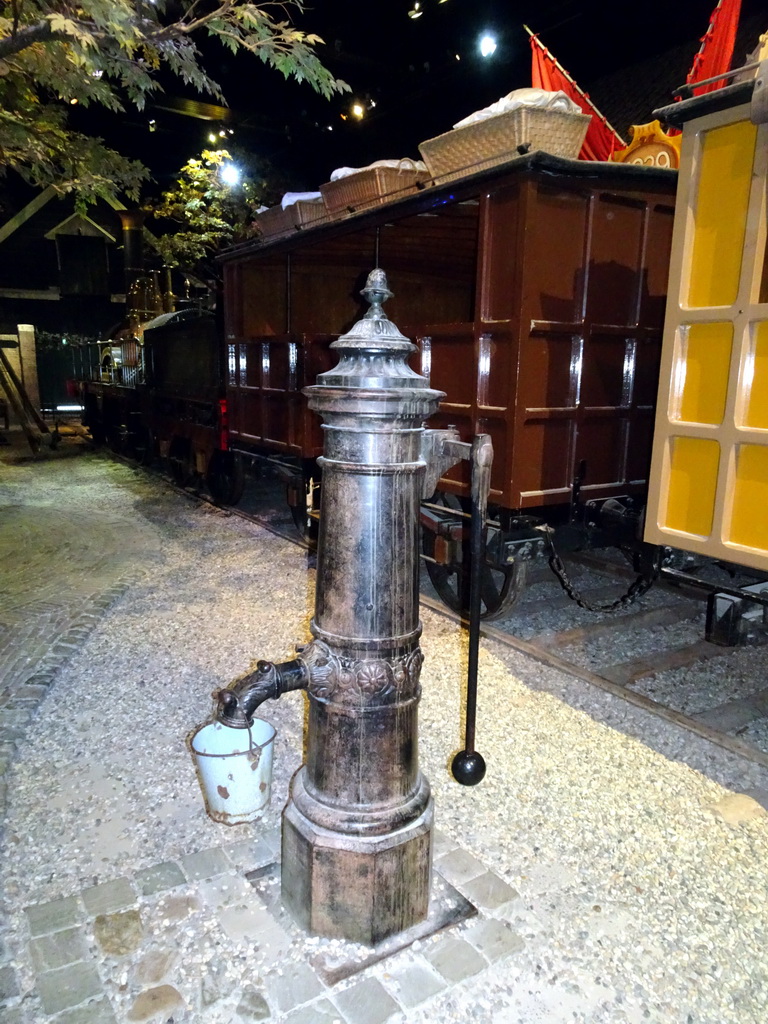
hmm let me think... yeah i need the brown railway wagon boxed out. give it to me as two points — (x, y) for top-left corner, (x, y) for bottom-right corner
(220, 152), (677, 613)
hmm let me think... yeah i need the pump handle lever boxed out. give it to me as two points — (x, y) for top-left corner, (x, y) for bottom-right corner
(451, 433), (492, 786)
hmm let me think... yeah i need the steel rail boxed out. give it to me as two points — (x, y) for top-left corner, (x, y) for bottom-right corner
(420, 594), (768, 772)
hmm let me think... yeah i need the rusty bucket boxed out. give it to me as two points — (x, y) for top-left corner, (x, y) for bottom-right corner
(190, 718), (276, 825)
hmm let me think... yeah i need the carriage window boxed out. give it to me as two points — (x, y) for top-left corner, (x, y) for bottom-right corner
(759, 181), (768, 304)
(687, 120), (757, 308)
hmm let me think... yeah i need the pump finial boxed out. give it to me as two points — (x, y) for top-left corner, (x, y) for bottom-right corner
(361, 268), (393, 317)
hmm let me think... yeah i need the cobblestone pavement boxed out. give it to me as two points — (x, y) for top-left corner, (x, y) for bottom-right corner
(2, 442), (768, 1024)
(0, 447), (526, 1024)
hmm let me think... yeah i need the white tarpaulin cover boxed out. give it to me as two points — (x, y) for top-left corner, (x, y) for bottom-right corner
(453, 88), (581, 129)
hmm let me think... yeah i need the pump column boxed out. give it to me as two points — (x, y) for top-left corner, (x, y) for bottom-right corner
(281, 270), (446, 945)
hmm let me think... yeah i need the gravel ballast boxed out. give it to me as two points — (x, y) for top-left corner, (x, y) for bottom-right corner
(1, 451), (768, 1024)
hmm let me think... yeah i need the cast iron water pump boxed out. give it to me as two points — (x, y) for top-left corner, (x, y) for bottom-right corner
(213, 269), (489, 944)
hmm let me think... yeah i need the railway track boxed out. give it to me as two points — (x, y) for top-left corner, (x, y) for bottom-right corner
(109, 449), (768, 768)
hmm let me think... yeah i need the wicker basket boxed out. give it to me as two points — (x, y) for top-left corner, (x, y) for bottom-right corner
(290, 198), (329, 229)
(320, 160), (429, 218)
(419, 107), (590, 184)
(255, 204), (293, 240)
(256, 199), (328, 240)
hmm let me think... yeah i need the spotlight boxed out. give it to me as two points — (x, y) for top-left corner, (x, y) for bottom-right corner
(220, 163), (241, 186)
(479, 34), (497, 58)
(351, 103), (365, 119)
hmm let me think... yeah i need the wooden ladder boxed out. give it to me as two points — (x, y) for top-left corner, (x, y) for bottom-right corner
(0, 343), (54, 454)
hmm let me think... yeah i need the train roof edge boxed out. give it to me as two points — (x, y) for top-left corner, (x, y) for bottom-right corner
(217, 150), (678, 265)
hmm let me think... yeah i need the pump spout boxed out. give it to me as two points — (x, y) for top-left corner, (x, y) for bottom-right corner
(216, 657), (308, 728)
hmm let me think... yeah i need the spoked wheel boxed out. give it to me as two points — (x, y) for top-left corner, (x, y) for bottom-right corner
(287, 469), (320, 546)
(126, 420), (154, 466)
(422, 495), (528, 620)
(87, 419), (106, 447)
(168, 437), (195, 488)
(206, 450), (245, 506)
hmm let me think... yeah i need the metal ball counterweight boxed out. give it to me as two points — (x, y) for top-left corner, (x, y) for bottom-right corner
(451, 749), (486, 786)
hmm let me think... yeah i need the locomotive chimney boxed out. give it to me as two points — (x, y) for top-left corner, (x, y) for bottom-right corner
(117, 209), (145, 299)
(206, 269), (466, 944)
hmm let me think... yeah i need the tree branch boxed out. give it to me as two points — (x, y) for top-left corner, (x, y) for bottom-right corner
(0, 20), (57, 60)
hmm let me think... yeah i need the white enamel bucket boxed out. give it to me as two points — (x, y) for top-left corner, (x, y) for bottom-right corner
(190, 718), (276, 825)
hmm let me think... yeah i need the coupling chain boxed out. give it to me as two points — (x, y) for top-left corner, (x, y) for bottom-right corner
(545, 533), (662, 613)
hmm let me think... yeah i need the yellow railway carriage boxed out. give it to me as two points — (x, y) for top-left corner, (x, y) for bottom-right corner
(644, 68), (768, 572)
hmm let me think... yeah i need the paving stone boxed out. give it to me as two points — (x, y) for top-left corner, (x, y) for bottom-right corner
(435, 847), (487, 887)
(82, 878), (136, 917)
(36, 961), (103, 1015)
(56, 998), (118, 1024)
(18, 685), (48, 699)
(0, 1007), (29, 1024)
(463, 918), (525, 962)
(0, 727), (25, 742)
(126, 984), (185, 1021)
(0, 962), (20, 999)
(234, 984), (271, 1021)
(134, 861), (186, 896)
(25, 895), (82, 936)
(217, 902), (292, 956)
(461, 870), (519, 911)
(333, 976), (401, 1024)
(282, 998), (342, 1024)
(423, 934), (488, 983)
(224, 836), (276, 872)
(266, 961), (325, 1013)
(29, 925), (90, 972)
(199, 873), (254, 908)
(0, 740), (17, 759)
(384, 961), (445, 1009)
(0, 709), (30, 727)
(93, 910), (143, 957)
(154, 892), (200, 925)
(432, 828), (459, 859)
(261, 825), (283, 858)
(131, 947), (176, 986)
(199, 964), (236, 1009)
(180, 846), (230, 881)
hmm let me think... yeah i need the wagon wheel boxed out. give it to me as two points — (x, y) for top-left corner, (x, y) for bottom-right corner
(168, 437), (195, 488)
(87, 418), (106, 447)
(422, 495), (528, 620)
(206, 450), (245, 506)
(126, 419), (154, 466)
(287, 469), (320, 546)
(107, 424), (125, 455)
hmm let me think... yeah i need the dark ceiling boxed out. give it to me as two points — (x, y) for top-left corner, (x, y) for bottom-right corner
(30, 0), (768, 202)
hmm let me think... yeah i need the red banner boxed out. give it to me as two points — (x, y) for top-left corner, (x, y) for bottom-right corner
(687, 0), (742, 95)
(530, 35), (624, 161)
